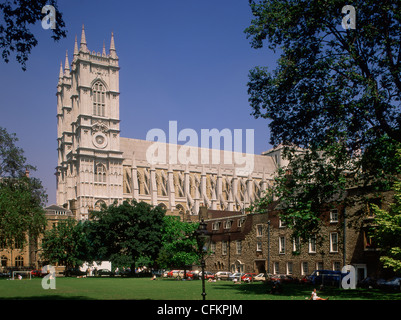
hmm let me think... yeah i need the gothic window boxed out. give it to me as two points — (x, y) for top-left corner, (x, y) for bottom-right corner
(94, 163), (106, 183)
(15, 255), (24, 267)
(92, 81), (106, 117)
(1, 255), (7, 267)
(94, 200), (106, 210)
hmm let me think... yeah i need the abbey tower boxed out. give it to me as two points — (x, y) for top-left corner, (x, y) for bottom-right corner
(56, 26), (123, 219)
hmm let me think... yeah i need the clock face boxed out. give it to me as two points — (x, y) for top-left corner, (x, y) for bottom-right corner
(93, 133), (108, 149)
(96, 135), (104, 145)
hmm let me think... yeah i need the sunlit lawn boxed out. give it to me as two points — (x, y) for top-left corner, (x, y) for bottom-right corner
(0, 277), (400, 300)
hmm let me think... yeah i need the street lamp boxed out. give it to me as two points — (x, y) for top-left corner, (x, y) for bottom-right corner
(196, 218), (211, 301)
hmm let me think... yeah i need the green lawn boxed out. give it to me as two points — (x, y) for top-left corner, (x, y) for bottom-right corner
(0, 277), (400, 300)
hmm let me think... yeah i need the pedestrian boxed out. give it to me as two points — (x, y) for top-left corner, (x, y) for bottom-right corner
(309, 288), (329, 300)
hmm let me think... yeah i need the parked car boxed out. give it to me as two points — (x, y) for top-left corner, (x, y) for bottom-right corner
(215, 271), (232, 280)
(199, 271), (215, 280)
(307, 270), (344, 286)
(229, 272), (245, 282)
(64, 268), (86, 277)
(241, 273), (257, 282)
(97, 269), (114, 277)
(254, 273), (273, 282)
(186, 271), (200, 279)
(377, 277), (401, 291)
(167, 270), (182, 278)
(359, 276), (377, 288)
(30, 269), (46, 278)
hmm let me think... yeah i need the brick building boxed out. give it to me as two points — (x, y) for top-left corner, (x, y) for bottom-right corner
(199, 188), (389, 281)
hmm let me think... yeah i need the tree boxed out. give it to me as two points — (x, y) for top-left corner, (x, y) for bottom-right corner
(246, 0), (401, 149)
(40, 218), (88, 269)
(0, 0), (66, 70)
(371, 149), (401, 273)
(87, 200), (165, 273)
(157, 216), (200, 269)
(0, 127), (47, 263)
(0, 126), (35, 178)
(0, 176), (47, 257)
(244, 1), (401, 239)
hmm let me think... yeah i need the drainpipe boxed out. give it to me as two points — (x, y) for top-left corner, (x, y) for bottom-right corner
(343, 207), (346, 267)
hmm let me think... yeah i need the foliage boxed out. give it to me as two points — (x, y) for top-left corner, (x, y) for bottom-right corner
(244, 1), (401, 239)
(0, 176), (47, 251)
(156, 216), (200, 269)
(86, 200), (165, 271)
(41, 218), (88, 269)
(0, 0), (66, 70)
(0, 126), (47, 251)
(371, 149), (401, 273)
(0, 126), (35, 178)
(245, 0), (401, 149)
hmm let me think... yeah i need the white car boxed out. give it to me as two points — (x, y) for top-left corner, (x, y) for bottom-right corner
(215, 271), (232, 280)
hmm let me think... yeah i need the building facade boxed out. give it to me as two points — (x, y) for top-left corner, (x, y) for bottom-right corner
(200, 193), (386, 282)
(0, 205), (73, 271)
(56, 26), (280, 220)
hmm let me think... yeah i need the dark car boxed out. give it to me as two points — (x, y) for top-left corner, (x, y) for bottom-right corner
(64, 268), (86, 277)
(359, 276), (377, 288)
(377, 277), (401, 291)
(307, 270), (344, 286)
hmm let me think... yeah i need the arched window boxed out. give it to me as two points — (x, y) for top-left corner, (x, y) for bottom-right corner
(1, 255), (8, 267)
(15, 255), (24, 267)
(94, 163), (106, 183)
(94, 200), (106, 210)
(92, 81), (106, 117)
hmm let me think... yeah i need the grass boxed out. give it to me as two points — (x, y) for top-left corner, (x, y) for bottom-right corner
(0, 277), (400, 300)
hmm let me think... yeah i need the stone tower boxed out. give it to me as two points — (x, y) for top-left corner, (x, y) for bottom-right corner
(56, 26), (123, 219)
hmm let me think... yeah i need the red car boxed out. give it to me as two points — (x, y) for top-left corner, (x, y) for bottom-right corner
(199, 271), (215, 280)
(241, 273), (257, 282)
(30, 270), (46, 278)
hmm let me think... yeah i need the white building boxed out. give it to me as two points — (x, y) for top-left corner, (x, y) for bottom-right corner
(56, 26), (283, 220)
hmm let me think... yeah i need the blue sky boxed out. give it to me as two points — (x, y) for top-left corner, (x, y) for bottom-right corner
(0, 0), (279, 205)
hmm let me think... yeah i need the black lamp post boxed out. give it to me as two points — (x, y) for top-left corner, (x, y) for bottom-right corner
(196, 218), (211, 301)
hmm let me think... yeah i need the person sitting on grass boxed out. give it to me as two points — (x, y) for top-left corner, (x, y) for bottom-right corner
(309, 288), (329, 300)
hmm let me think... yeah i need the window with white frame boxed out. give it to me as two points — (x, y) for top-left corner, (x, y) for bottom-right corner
(302, 262), (309, 275)
(330, 209), (339, 223)
(237, 218), (245, 228)
(330, 232), (338, 252)
(287, 262), (293, 275)
(256, 224), (263, 237)
(309, 236), (316, 253)
(210, 242), (216, 254)
(333, 261), (341, 271)
(279, 218), (286, 228)
(293, 237), (300, 252)
(256, 241), (262, 252)
(224, 220), (233, 229)
(273, 262), (279, 274)
(279, 236), (285, 254)
(212, 222), (221, 231)
(222, 240), (227, 255)
(236, 240), (242, 255)
(316, 262), (323, 270)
